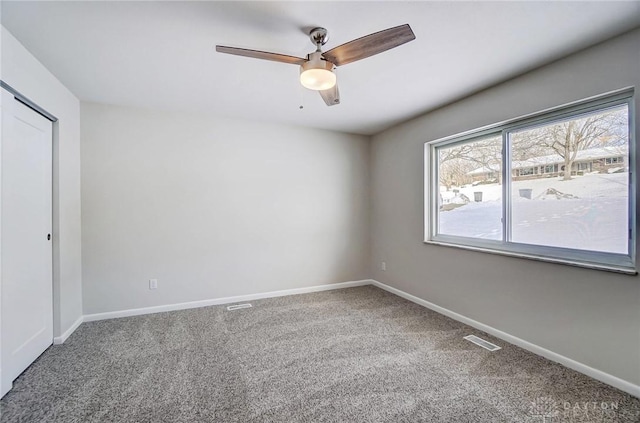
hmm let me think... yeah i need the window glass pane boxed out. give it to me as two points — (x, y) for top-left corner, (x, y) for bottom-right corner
(508, 104), (629, 254)
(437, 135), (502, 240)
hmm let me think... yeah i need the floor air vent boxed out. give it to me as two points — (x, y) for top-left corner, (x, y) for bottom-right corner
(227, 303), (252, 311)
(464, 335), (501, 351)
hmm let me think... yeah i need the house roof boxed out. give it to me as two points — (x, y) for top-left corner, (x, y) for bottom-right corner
(467, 146), (628, 175)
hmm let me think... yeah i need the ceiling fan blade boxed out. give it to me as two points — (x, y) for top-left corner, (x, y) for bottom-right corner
(216, 46), (306, 65)
(319, 84), (340, 106)
(322, 24), (415, 67)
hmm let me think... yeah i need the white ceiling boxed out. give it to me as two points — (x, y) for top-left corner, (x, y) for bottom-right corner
(2, 1), (640, 135)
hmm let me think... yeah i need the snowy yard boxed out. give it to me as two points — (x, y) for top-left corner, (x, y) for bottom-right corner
(438, 173), (629, 254)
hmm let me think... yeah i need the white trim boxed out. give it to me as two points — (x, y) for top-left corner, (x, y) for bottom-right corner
(53, 315), (83, 345)
(83, 280), (372, 322)
(0, 374), (11, 399)
(371, 279), (640, 399)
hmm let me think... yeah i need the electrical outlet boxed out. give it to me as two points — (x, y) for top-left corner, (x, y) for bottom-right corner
(149, 279), (158, 290)
(381, 261), (386, 271)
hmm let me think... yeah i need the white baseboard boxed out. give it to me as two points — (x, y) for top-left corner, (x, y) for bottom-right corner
(53, 315), (84, 345)
(371, 279), (640, 399)
(83, 279), (372, 322)
(0, 370), (11, 399)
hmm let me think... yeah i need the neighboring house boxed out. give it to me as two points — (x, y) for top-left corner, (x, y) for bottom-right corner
(467, 146), (627, 182)
(466, 166), (500, 182)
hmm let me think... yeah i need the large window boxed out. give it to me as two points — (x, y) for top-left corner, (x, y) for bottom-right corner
(427, 91), (635, 273)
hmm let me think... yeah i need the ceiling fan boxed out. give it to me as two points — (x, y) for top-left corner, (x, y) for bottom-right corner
(216, 24), (415, 106)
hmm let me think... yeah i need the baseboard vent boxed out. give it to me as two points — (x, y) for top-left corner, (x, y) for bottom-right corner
(464, 335), (501, 351)
(227, 303), (252, 311)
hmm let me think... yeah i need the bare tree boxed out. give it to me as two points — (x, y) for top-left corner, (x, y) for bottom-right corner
(513, 109), (626, 180)
(439, 157), (474, 189)
(439, 136), (502, 186)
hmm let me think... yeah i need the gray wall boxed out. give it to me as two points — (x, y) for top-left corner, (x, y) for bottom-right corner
(81, 103), (370, 314)
(1, 26), (83, 337)
(370, 29), (640, 385)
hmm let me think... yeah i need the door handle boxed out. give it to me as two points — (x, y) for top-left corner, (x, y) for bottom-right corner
(47, 234), (51, 241)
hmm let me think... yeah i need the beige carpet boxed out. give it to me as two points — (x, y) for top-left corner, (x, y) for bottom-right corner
(1, 285), (638, 422)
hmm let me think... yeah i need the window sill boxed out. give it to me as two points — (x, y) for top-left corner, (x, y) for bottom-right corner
(423, 239), (637, 275)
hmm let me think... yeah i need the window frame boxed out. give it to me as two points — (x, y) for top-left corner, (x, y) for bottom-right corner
(425, 88), (636, 274)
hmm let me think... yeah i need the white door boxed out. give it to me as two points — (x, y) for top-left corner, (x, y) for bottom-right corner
(0, 89), (53, 398)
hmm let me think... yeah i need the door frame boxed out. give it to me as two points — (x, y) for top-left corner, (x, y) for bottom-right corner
(0, 81), (58, 397)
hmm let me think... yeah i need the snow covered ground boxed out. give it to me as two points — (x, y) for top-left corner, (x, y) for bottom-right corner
(439, 173), (629, 254)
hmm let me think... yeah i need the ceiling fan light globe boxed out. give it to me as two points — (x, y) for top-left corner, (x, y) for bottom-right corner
(300, 52), (336, 91)
(300, 69), (336, 91)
